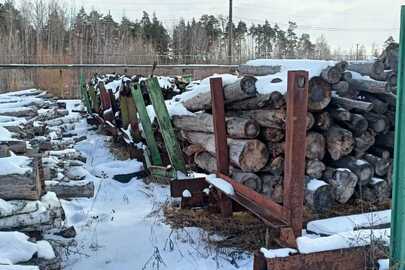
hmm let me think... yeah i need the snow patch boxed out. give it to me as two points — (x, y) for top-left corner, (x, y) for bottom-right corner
(206, 174), (235, 195)
(260, 248), (297, 259)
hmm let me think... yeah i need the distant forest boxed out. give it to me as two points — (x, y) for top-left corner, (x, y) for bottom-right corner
(0, 0), (394, 65)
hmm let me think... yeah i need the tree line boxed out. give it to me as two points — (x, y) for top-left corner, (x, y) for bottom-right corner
(0, 0), (387, 65)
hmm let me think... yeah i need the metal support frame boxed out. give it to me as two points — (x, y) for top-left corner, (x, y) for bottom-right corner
(209, 71), (308, 244)
(391, 5), (405, 270)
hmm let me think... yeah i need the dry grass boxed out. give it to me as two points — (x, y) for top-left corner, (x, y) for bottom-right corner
(163, 205), (280, 252)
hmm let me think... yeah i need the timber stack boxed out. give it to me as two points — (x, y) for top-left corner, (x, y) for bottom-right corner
(170, 46), (398, 215)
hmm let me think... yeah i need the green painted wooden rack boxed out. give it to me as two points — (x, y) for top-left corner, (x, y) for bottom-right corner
(131, 77), (187, 182)
(80, 74), (92, 113)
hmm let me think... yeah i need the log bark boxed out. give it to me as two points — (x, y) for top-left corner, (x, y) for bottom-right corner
(261, 127), (285, 143)
(328, 107), (351, 122)
(323, 167), (358, 204)
(363, 113), (388, 133)
(261, 156), (284, 176)
(326, 126), (355, 160)
(358, 178), (390, 203)
(226, 91), (285, 110)
(329, 156), (374, 185)
(331, 95), (373, 112)
(261, 175), (283, 203)
(321, 66), (341, 84)
(305, 178), (334, 213)
(307, 112), (315, 130)
(238, 64), (281, 76)
(306, 132), (326, 160)
(226, 109), (286, 129)
(314, 111), (331, 131)
(306, 159), (326, 179)
(347, 60), (385, 79)
(349, 79), (389, 94)
(0, 158), (42, 200)
(340, 113), (368, 136)
(335, 61), (348, 74)
(173, 113), (260, 139)
(331, 81), (349, 95)
(194, 151), (263, 192)
(375, 131), (394, 149)
(363, 153), (391, 177)
(354, 129), (376, 155)
(45, 180), (94, 198)
(267, 143), (285, 158)
(308, 77), (332, 111)
(181, 131), (269, 172)
(362, 94), (388, 114)
(341, 72), (353, 81)
(183, 76), (258, 112)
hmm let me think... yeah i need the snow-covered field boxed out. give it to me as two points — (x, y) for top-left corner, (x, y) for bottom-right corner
(60, 102), (252, 270)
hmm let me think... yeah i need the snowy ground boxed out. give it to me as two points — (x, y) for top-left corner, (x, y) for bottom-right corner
(61, 101), (252, 270)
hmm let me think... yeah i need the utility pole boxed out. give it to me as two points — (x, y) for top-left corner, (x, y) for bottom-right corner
(356, 43), (359, 61)
(228, 0), (233, 64)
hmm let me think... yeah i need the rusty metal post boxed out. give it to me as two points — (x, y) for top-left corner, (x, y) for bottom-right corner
(210, 77), (233, 217)
(283, 71), (309, 237)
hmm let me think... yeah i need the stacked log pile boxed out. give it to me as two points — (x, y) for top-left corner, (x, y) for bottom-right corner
(172, 54), (398, 214)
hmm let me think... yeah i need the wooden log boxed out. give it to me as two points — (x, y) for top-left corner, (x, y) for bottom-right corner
(387, 71), (397, 87)
(307, 112), (315, 130)
(341, 71), (353, 81)
(261, 156), (284, 176)
(363, 113), (388, 133)
(183, 76), (258, 112)
(308, 77), (332, 111)
(331, 81), (349, 94)
(363, 153), (391, 177)
(238, 64), (281, 76)
(354, 129), (376, 155)
(340, 113), (368, 136)
(361, 94), (388, 114)
(358, 178), (390, 203)
(182, 131), (269, 172)
(306, 132), (326, 160)
(326, 126), (355, 160)
(329, 156), (374, 185)
(173, 113), (260, 139)
(267, 143), (285, 157)
(0, 192), (63, 232)
(368, 146), (391, 160)
(331, 95), (373, 112)
(323, 167), (358, 204)
(231, 170), (263, 193)
(321, 66), (341, 84)
(347, 60), (385, 79)
(226, 109), (286, 129)
(194, 151), (263, 192)
(375, 131), (394, 149)
(305, 178), (334, 213)
(328, 107), (351, 122)
(378, 92), (397, 106)
(306, 159), (326, 179)
(226, 91), (285, 110)
(0, 140), (27, 154)
(261, 127), (285, 143)
(45, 180), (94, 198)
(261, 175), (283, 203)
(335, 61), (348, 74)
(349, 79), (389, 94)
(381, 43), (399, 71)
(314, 111), (331, 131)
(0, 157), (42, 200)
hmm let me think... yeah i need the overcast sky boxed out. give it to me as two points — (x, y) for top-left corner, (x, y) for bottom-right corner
(35, 0), (405, 52)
